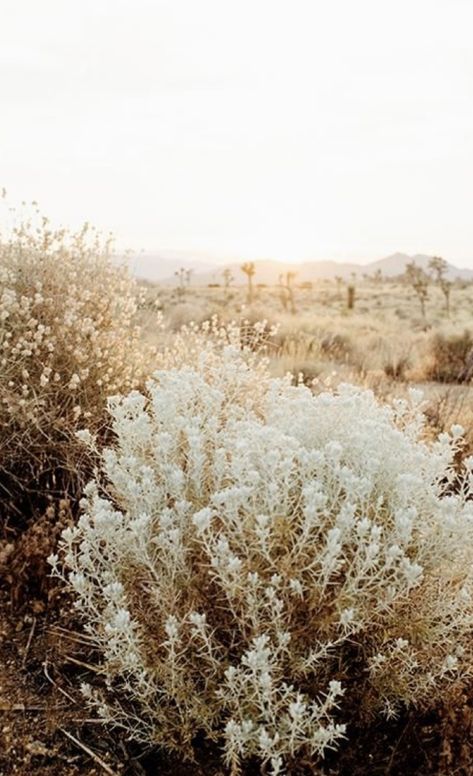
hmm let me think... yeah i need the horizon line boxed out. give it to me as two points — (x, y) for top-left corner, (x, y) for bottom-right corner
(119, 250), (473, 271)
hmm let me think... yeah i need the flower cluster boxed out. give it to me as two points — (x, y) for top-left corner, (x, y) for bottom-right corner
(53, 344), (473, 773)
(0, 209), (151, 506)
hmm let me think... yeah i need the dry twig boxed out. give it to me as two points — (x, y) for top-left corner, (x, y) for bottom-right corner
(59, 728), (118, 775)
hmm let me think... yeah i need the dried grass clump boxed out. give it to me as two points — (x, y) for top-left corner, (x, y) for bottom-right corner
(421, 330), (473, 383)
(53, 343), (473, 774)
(0, 208), (151, 514)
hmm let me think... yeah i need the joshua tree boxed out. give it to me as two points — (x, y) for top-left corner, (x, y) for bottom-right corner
(222, 267), (234, 301)
(404, 261), (429, 318)
(335, 275), (343, 301)
(241, 262), (256, 304)
(429, 256), (452, 316)
(278, 274), (288, 311)
(278, 272), (297, 314)
(174, 267), (194, 295)
(174, 267), (188, 297)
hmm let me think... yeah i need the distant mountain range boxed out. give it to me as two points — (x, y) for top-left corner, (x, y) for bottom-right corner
(124, 251), (473, 285)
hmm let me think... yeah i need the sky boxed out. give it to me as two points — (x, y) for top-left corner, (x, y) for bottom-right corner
(1, 0), (473, 266)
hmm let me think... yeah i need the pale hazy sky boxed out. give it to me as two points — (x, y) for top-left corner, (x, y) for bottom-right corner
(1, 0), (473, 265)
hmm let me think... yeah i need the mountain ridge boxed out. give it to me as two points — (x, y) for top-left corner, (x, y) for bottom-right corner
(126, 251), (473, 284)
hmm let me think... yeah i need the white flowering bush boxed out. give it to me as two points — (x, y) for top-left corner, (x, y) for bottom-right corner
(53, 343), (473, 774)
(0, 208), (151, 509)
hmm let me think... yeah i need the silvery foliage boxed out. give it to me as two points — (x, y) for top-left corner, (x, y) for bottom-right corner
(52, 342), (473, 774)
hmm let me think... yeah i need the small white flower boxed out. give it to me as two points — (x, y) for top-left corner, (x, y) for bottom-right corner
(192, 507), (212, 534)
(339, 608), (356, 628)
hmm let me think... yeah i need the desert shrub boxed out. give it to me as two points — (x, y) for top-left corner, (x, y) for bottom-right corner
(421, 330), (473, 383)
(383, 358), (409, 381)
(166, 300), (222, 330)
(319, 331), (352, 361)
(154, 316), (276, 372)
(278, 333), (317, 359)
(271, 332), (321, 384)
(423, 387), (473, 462)
(0, 209), (152, 515)
(53, 345), (473, 774)
(1, 498), (73, 604)
(383, 352), (411, 381)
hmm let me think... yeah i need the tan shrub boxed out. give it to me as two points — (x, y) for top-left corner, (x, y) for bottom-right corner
(421, 330), (473, 383)
(0, 207), (152, 514)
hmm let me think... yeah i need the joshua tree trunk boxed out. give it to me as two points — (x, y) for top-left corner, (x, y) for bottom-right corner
(278, 272), (297, 314)
(241, 262), (256, 304)
(247, 274), (253, 304)
(347, 285), (355, 310)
